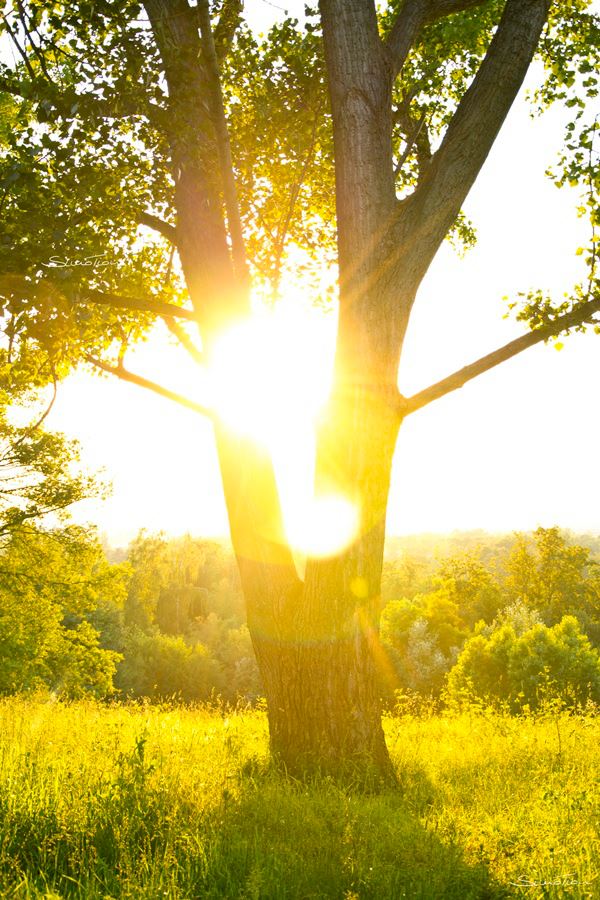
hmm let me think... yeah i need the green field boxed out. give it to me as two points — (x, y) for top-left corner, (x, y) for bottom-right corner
(0, 698), (597, 899)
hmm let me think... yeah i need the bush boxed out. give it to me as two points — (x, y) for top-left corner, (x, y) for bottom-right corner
(381, 600), (460, 698)
(446, 615), (600, 712)
(115, 628), (225, 702)
(0, 526), (127, 698)
(48, 621), (122, 699)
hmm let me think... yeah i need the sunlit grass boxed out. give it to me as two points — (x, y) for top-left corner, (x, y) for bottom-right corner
(0, 697), (598, 898)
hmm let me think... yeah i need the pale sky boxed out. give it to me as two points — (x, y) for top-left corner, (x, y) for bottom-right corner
(35, 1), (600, 546)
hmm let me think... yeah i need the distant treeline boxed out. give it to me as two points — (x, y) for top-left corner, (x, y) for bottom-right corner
(1, 526), (600, 711)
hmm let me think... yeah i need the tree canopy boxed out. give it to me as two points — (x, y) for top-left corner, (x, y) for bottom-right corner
(0, 0), (597, 403)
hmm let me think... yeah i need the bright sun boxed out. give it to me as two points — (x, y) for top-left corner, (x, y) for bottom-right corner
(203, 307), (326, 440)
(201, 304), (360, 558)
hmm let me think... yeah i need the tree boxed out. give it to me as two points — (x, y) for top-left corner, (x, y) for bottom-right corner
(0, 0), (598, 778)
(502, 527), (600, 644)
(381, 599), (459, 697)
(0, 525), (126, 696)
(0, 394), (104, 541)
(410, 551), (503, 630)
(114, 628), (224, 701)
(124, 531), (239, 630)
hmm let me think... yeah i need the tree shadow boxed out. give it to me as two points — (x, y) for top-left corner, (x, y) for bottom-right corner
(194, 757), (513, 899)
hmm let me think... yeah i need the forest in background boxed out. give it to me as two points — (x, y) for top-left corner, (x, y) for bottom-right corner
(2, 524), (600, 712)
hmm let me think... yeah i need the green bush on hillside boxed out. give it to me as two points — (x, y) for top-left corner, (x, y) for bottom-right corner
(446, 615), (600, 711)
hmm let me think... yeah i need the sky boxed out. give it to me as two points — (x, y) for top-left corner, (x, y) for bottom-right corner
(31, 0), (600, 546)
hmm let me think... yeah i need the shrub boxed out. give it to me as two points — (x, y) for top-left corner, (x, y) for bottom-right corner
(446, 615), (600, 712)
(115, 628), (224, 702)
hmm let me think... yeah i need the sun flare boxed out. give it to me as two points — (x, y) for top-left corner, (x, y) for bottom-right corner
(199, 305), (359, 557)
(286, 494), (360, 558)
(203, 306), (332, 442)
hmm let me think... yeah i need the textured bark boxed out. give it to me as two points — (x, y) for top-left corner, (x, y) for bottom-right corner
(280, 384), (402, 779)
(267, 0), (553, 779)
(143, 0), (302, 635)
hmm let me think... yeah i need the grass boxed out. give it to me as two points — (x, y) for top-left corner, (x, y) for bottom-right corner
(0, 697), (597, 898)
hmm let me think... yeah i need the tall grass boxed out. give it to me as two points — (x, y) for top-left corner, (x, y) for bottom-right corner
(0, 696), (597, 898)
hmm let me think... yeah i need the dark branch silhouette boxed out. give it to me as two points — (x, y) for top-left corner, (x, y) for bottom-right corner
(85, 354), (213, 418)
(81, 289), (198, 322)
(403, 295), (600, 415)
(137, 212), (177, 243)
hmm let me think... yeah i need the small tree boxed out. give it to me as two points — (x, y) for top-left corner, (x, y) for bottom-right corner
(0, 526), (126, 696)
(503, 528), (600, 638)
(0, 402), (103, 542)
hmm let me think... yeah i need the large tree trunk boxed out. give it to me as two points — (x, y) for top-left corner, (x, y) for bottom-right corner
(214, 391), (400, 782)
(252, 0), (408, 780)
(257, 382), (403, 781)
(220, 0), (406, 780)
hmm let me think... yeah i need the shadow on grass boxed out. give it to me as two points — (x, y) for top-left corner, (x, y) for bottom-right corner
(0, 758), (511, 899)
(192, 759), (511, 900)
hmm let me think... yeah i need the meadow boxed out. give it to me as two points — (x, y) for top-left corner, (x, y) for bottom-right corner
(0, 698), (597, 899)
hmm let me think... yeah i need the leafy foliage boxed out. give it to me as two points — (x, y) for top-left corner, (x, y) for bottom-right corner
(117, 531), (259, 703)
(114, 628), (224, 703)
(381, 528), (600, 703)
(0, 402), (103, 540)
(502, 526), (600, 641)
(224, 13), (336, 297)
(446, 615), (600, 711)
(508, 1), (600, 332)
(0, 0), (598, 397)
(0, 525), (126, 696)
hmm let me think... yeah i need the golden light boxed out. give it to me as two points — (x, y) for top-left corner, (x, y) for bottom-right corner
(203, 306), (331, 443)
(199, 306), (360, 557)
(286, 494), (360, 558)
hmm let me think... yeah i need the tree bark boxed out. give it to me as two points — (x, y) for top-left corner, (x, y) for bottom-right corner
(259, 0), (552, 781)
(262, 383), (403, 781)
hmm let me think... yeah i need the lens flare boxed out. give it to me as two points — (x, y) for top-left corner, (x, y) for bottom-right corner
(201, 308), (355, 558)
(286, 494), (359, 558)
(204, 311), (330, 442)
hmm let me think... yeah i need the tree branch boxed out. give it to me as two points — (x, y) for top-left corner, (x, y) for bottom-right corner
(403, 0), (551, 270)
(162, 316), (204, 364)
(385, 0), (429, 80)
(81, 288), (198, 322)
(430, 0), (489, 17)
(272, 111), (320, 297)
(137, 211), (177, 243)
(2, 12), (36, 79)
(84, 354), (213, 418)
(385, 0), (488, 79)
(142, 0), (204, 105)
(0, 72), (163, 123)
(14, 0), (51, 80)
(213, 0), (244, 61)
(402, 294), (600, 416)
(10, 367), (57, 452)
(393, 102), (432, 177)
(197, 0), (249, 287)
